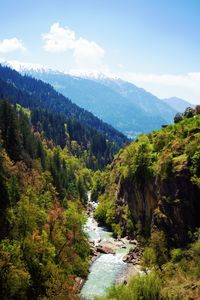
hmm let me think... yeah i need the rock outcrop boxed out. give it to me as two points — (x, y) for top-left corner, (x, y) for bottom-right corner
(96, 245), (115, 254)
(96, 115), (200, 247)
(123, 243), (143, 264)
(117, 166), (200, 246)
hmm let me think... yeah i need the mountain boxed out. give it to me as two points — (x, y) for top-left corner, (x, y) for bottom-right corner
(0, 65), (129, 169)
(0, 99), (92, 299)
(163, 96), (195, 112)
(0, 59), (52, 73)
(0, 64), (127, 146)
(1, 60), (177, 139)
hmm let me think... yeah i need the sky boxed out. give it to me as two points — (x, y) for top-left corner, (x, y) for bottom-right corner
(0, 0), (200, 104)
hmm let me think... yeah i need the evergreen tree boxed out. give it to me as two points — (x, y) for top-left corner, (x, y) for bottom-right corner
(0, 100), (22, 161)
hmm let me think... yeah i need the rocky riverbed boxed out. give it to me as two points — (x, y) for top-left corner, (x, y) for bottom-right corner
(79, 196), (142, 299)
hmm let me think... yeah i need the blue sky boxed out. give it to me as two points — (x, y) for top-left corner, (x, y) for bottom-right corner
(0, 0), (200, 103)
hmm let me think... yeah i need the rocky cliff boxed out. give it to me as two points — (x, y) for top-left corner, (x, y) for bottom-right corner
(117, 166), (200, 246)
(95, 114), (200, 246)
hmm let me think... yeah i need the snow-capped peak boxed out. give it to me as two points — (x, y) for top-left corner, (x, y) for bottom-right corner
(0, 59), (59, 74)
(68, 69), (120, 81)
(0, 59), (122, 82)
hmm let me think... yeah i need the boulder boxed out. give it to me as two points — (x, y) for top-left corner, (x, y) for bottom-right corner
(129, 239), (138, 245)
(122, 244), (143, 264)
(96, 245), (115, 254)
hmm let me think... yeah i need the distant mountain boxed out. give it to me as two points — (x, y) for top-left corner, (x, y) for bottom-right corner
(163, 97), (195, 113)
(93, 76), (176, 124)
(0, 65), (129, 169)
(2, 60), (177, 139)
(0, 59), (52, 73)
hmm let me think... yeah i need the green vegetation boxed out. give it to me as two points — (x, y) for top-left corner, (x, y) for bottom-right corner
(0, 65), (199, 299)
(0, 100), (91, 299)
(142, 231), (168, 271)
(97, 229), (200, 299)
(0, 65), (129, 171)
(94, 110), (200, 241)
(95, 272), (162, 300)
(94, 106), (200, 299)
(174, 105), (200, 123)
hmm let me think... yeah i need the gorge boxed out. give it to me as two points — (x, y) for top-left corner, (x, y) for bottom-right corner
(80, 194), (141, 299)
(0, 65), (199, 300)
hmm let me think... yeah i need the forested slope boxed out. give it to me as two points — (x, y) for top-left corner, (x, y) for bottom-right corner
(94, 108), (200, 245)
(0, 100), (91, 299)
(0, 65), (128, 148)
(13, 67), (176, 138)
(94, 107), (200, 299)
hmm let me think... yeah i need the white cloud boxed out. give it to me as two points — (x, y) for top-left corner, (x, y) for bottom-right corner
(73, 37), (104, 68)
(42, 23), (75, 52)
(0, 38), (26, 53)
(120, 72), (200, 104)
(42, 23), (105, 69)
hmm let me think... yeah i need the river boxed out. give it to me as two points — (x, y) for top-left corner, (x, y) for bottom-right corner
(80, 197), (137, 300)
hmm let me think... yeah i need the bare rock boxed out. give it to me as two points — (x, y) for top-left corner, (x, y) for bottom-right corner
(96, 245), (115, 254)
(74, 276), (85, 291)
(129, 239), (138, 245)
(122, 243), (143, 264)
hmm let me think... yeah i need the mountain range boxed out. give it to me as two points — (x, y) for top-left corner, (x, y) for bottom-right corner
(0, 61), (175, 138)
(162, 96), (195, 112)
(0, 64), (130, 170)
(1, 60), (195, 138)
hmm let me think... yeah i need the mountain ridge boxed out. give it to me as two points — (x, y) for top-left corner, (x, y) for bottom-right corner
(163, 96), (195, 112)
(0, 64), (129, 169)
(0, 64), (127, 145)
(3, 60), (178, 139)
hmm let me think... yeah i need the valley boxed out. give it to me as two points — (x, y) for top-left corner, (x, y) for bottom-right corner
(80, 196), (138, 299)
(1, 2), (200, 299)
(1, 60), (179, 139)
(0, 64), (199, 300)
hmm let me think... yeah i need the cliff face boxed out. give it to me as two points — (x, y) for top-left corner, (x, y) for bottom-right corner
(95, 114), (200, 246)
(153, 168), (200, 245)
(117, 167), (200, 246)
(117, 178), (157, 236)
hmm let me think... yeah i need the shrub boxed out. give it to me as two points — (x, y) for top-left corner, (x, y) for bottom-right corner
(149, 231), (168, 269)
(141, 247), (156, 271)
(174, 113), (183, 123)
(171, 248), (183, 263)
(183, 107), (195, 119)
(96, 272), (163, 300)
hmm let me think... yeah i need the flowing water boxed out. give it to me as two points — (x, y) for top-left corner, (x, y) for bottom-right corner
(80, 198), (133, 300)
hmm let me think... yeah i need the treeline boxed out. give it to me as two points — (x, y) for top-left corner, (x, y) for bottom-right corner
(0, 65), (128, 150)
(174, 105), (200, 123)
(0, 100), (91, 299)
(31, 108), (115, 169)
(0, 71), (123, 170)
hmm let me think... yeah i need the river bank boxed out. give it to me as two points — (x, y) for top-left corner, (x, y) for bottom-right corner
(79, 197), (142, 299)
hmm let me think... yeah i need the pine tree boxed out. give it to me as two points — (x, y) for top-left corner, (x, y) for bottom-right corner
(0, 100), (22, 161)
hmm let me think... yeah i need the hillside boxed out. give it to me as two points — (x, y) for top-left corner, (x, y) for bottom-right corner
(0, 99), (92, 299)
(92, 107), (200, 300)
(0, 65), (129, 169)
(94, 110), (200, 245)
(93, 109), (200, 299)
(0, 65), (128, 148)
(2, 61), (177, 139)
